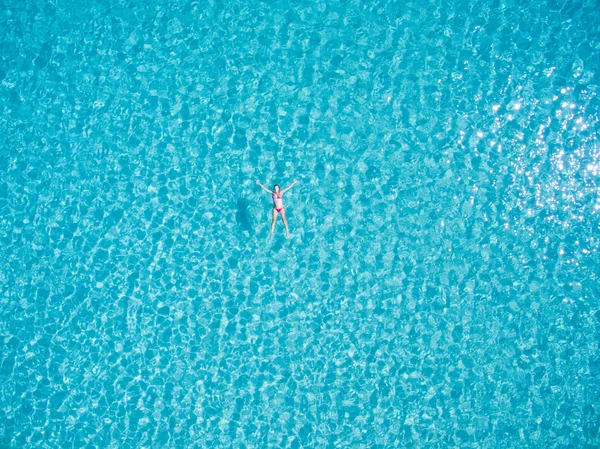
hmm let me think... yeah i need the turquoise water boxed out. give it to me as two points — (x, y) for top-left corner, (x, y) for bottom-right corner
(1, 0), (599, 447)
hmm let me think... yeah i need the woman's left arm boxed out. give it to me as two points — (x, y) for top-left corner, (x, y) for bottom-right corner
(281, 180), (299, 193)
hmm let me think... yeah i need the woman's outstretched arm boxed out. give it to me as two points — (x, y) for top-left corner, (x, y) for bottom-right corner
(281, 180), (299, 194)
(256, 181), (273, 194)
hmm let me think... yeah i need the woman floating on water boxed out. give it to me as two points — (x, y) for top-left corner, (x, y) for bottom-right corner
(256, 180), (298, 238)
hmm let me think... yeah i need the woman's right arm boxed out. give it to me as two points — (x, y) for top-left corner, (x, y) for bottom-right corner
(256, 181), (273, 194)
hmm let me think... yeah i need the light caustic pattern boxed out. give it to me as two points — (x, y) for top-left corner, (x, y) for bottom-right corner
(0, 0), (599, 448)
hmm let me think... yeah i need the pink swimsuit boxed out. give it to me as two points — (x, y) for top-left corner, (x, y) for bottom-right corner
(272, 192), (283, 213)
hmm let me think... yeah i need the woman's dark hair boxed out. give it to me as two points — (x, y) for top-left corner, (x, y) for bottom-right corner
(273, 184), (280, 190)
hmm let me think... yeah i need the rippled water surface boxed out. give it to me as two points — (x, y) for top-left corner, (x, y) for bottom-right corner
(1, 0), (600, 447)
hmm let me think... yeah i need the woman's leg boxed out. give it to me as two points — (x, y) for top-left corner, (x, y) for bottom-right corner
(280, 208), (291, 238)
(269, 208), (277, 238)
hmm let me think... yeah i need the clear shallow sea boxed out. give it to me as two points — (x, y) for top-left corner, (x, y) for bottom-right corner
(1, 0), (599, 447)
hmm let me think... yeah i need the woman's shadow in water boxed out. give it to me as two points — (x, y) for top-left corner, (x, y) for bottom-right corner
(236, 197), (254, 236)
